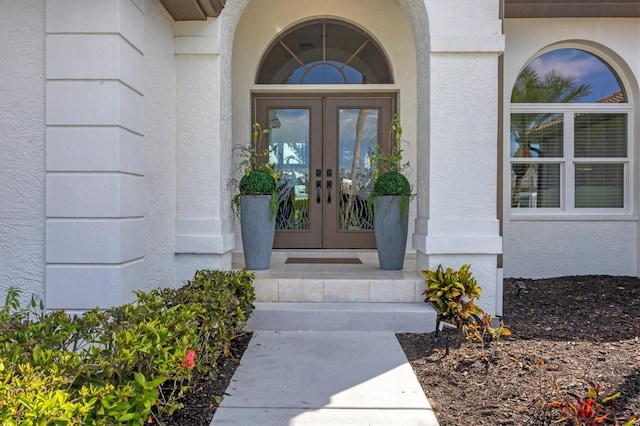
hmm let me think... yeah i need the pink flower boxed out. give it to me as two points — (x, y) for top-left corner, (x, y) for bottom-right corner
(181, 349), (196, 370)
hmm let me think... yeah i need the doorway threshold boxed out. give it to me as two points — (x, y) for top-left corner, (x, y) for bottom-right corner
(233, 249), (401, 274)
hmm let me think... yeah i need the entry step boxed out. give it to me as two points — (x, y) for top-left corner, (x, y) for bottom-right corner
(247, 302), (437, 333)
(254, 275), (425, 303)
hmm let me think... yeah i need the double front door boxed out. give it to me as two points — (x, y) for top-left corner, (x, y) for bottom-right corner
(254, 95), (395, 249)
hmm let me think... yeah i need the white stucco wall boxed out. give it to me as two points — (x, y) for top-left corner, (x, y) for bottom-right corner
(173, 17), (235, 283)
(44, 0), (147, 313)
(231, 0), (418, 252)
(144, 0), (178, 290)
(0, 1), (46, 306)
(414, 0), (503, 316)
(509, 220), (637, 277)
(503, 18), (640, 278)
(424, 51), (503, 314)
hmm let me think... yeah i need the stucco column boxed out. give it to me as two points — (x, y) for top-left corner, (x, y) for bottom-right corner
(412, 0), (505, 315)
(45, 0), (146, 312)
(174, 19), (235, 283)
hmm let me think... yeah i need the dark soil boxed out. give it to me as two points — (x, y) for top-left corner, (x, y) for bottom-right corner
(398, 275), (640, 425)
(161, 276), (640, 425)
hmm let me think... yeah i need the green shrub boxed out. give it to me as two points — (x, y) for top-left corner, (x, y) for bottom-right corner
(239, 169), (276, 195)
(231, 122), (279, 220)
(0, 358), (85, 425)
(372, 171), (411, 196)
(422, 264), (511, 360)
(0, 269), (256, 425)
(368, 114), (413, 221)
(422, 264), (483, 327)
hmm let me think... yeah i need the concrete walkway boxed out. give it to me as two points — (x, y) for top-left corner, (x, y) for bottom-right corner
(211, 331), (439, 426)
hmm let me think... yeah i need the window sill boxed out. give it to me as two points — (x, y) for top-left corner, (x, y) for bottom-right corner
(509, 211), (638, 221)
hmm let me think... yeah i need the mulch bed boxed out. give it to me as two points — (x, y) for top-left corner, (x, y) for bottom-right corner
(398, 275), (640, 425)
(161, 275), (639, 425)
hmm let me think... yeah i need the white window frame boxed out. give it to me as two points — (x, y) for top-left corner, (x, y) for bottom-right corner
(510, 102), (634, 217)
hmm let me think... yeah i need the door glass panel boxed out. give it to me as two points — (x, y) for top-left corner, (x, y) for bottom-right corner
(269, 109), (310, 230)
(338, 108), (378, 230)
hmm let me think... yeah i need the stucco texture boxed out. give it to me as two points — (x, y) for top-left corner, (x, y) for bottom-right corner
(144, 0), (178, 290)
(0, 0), (46, 305)
(507, 220), (637, 278)
(429, 53), (499, 219)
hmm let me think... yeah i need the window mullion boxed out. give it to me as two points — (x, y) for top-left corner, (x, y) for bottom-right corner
(565, 112), (574, 212)
(511, 158), (560, 163)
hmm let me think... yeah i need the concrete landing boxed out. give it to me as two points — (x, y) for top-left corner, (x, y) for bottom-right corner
(247, 302), (437, 332)
(211, 331), (439, 426)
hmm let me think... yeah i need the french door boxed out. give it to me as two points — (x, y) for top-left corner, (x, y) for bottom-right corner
(254, 95), (395, 249)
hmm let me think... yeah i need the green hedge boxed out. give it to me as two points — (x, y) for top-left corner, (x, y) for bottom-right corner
(0, 269), (256, 425)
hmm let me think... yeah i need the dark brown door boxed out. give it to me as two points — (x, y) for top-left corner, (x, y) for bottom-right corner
(254, 95), (394, 248)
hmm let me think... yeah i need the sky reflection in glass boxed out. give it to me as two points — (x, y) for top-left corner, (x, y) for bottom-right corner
(524, 48), (624, 103)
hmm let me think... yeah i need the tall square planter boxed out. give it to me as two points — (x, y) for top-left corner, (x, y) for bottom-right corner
(240, 195), (275, 270)
(373, 195), (409, 270)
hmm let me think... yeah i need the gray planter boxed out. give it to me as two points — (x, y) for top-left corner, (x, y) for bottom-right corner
(373, 195), (409, 270)
(240, 195), (275, 270)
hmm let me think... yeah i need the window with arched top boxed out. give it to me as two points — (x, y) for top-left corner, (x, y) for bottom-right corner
(510, 48), (632, 212)
(256, 19), (393, 84)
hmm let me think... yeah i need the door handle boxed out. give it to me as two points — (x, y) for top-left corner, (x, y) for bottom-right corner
(327, 180), (332, 204)
(316, 180), (321, 204)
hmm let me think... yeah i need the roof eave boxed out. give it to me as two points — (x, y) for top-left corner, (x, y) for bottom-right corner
(159, 0), (225, 21)
(504, 0), (640, 18)
(158, 0), (639, 22)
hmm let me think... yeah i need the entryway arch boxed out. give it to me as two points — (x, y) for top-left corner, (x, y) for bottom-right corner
(226, 0), (428, 251)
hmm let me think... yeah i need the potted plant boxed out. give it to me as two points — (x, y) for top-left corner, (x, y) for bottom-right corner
(370, 114), (412, 270)
(232, 123), (279, 270)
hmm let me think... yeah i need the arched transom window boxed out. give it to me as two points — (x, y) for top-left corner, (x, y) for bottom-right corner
(510, 48), (631, 212)
(256, 19), (393, 84)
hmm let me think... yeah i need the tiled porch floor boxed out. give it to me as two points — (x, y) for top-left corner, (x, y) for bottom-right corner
(233, 250), (426, 303)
